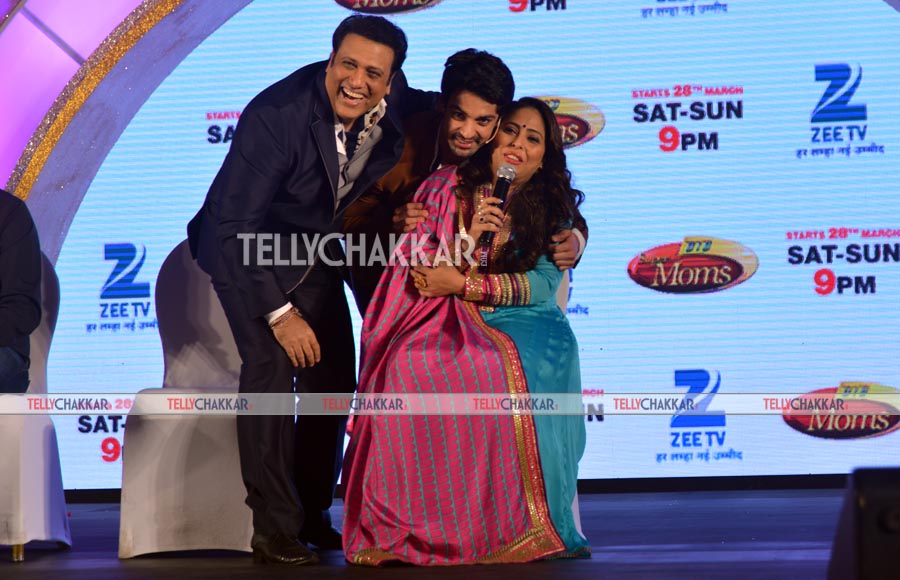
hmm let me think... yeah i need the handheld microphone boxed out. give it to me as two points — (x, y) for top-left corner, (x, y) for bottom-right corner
(478, 163), (516, 271)
(478, 163), (517, 247)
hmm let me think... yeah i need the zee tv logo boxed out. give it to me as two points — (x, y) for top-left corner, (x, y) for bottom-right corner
(810, 63), (868, 145)
(510, 0), (566, 12)
(101, 243), (151, 319)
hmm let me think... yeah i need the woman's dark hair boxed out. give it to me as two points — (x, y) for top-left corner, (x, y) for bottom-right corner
(456, 97), (585, 272)
(332, 15), (408, 74)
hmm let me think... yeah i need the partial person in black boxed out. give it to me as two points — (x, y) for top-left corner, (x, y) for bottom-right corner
(0, 188), (42, 394)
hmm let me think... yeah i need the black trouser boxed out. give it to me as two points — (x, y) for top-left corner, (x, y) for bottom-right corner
(213, 264), (356, 538)
(0, 346), (29, 393)
(347, 262), (385, 317)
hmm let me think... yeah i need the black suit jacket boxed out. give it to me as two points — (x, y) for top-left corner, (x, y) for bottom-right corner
(188, 61), (432, 320)
(0, 190), (42, 362)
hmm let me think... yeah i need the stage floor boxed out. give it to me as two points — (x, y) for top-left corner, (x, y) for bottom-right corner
(1, 489), (842, 579)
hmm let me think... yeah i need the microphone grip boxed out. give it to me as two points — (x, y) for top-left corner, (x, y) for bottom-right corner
(478, 177), (512, 247)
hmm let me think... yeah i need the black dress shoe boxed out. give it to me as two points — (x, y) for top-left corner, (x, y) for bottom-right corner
(251, 532), (320, 565)
(298, 526), (343, 550)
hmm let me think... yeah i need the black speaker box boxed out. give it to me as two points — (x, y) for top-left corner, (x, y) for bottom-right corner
(828, 468), (900, 580)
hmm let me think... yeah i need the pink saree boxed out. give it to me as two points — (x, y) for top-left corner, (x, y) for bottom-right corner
(342, 168), (569, 565)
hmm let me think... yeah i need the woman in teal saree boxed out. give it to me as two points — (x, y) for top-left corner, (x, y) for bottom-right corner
(342, 98), (590, 565)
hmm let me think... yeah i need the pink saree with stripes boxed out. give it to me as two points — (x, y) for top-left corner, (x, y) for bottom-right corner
(342, 168), (570, 565)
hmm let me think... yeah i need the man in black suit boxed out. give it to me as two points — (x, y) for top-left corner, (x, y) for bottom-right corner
(187, 15), (430, 566)
(0, 189), (42, 394)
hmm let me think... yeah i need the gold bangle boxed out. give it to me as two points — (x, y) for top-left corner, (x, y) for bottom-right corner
(463, 273), (484, 301)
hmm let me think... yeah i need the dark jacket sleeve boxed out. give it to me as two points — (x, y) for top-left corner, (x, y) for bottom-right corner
(572, 205), (589, 268)
(389, 69), (439, 120)
(0, 196), (42, 347)
(210, 104), (294, 319)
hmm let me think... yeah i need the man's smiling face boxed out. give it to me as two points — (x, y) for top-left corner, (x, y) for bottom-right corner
(325, 33), (395, 130)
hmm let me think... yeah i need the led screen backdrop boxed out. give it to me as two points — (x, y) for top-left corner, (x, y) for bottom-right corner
(34, 0), (900, 488)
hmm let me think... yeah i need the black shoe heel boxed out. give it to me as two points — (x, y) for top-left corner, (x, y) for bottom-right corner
(250, 532), (319, 566)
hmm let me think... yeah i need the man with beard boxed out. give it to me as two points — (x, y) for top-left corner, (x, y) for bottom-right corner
(344, 49), (587, 312)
